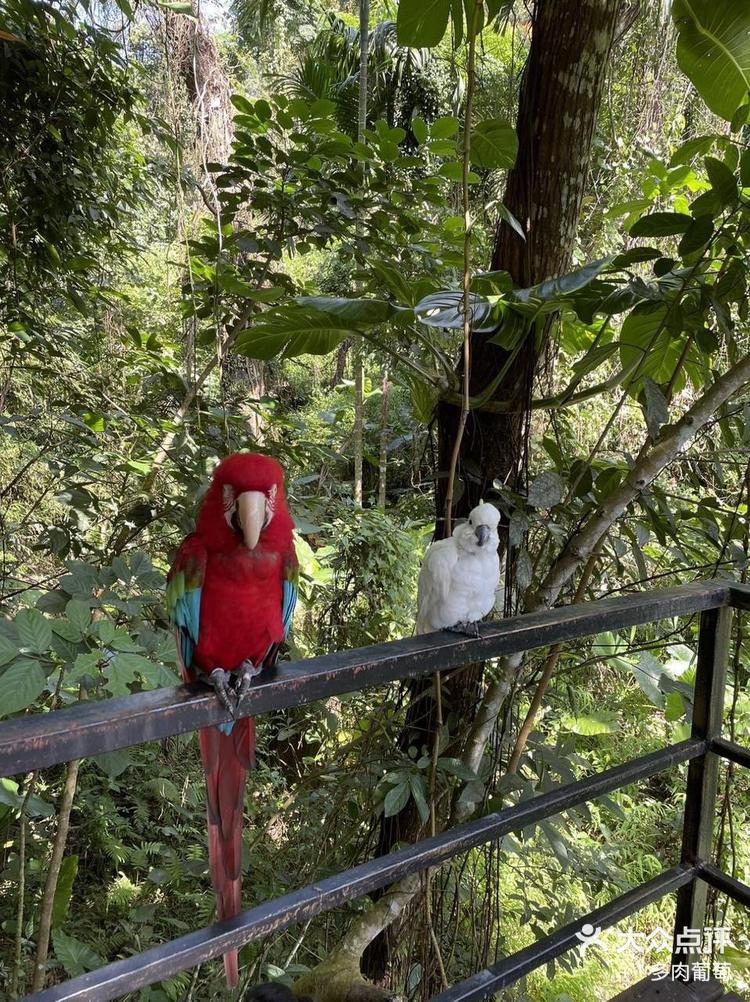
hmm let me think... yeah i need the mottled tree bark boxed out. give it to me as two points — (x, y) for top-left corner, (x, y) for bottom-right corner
(363, 0), (622, 983)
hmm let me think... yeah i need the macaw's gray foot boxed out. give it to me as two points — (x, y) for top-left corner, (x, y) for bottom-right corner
(234, 658), (262, 705)
(206, 668), (235, 716)
(447, 620), (482, 638)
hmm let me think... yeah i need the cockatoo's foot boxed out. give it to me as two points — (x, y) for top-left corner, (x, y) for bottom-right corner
(206, 668), (235, 716)
(447, 620), (482, 638)
(234, 658), (262, 705)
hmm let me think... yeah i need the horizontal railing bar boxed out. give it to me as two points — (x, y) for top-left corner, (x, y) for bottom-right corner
(25, 739), (704, 1001)
(428, 865), (696, 1002)
(711, 736), (750, 769)
(729, 582), (750, 609)
(698, 862), (750, 910)
(0, 581), (728, 777)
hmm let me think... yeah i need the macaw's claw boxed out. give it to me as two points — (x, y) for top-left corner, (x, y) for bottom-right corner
(234, 658), (262, 705)
(207, 668), (235, 716)
(447, 620), (482, 638)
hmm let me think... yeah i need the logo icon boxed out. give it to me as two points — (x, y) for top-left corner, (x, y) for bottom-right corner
(575, 922), (602, 956)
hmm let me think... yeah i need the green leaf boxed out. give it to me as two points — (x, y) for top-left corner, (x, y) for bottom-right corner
(230, 94), (255, 115)
(470, 119), (518, 170)
(619, 304), (683, 384)
(92, 748), (133, 778)
(0, 632), (19, 667)
(65, 599), (91, 636)
(642, 378), (669, 438)
(412, 117), (428, 143)
(397, 0), (450, 47)
(494, 202), (525, 240)
(52, 929), (103, 978)
(562, 712), (619, 735)
(430, 115), (460, 138)
(665, 690), (685, 722)
(384, 781), (410, 817)
(678, 213), (714, 256)
(408, 774), (430, 823)
(105, 653), (146, 697)
(437, 757), (479, 781)
(295, 297), (403, 325)
(629, 212), (693, 237)
(52, 856), (78, 929)
(156, 0), (195, 13)
(16, 609), (52, 653)
(704, 155), (738, 205)
(669, 135), (715, 167)
(527, 470), (564, 508)
(672, 0), (750, 121)
(632, 652), (666, 708)
(0, 777), (54, 817)
(0, 660), (46, 717)
(69, 652), (102, 684)
(515, 257), (612, 302)
(415, 291), (494, 331)
(235, 308), (358, 361)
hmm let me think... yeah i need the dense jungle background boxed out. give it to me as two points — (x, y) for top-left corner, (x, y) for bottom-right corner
(2, 0), (750, 998)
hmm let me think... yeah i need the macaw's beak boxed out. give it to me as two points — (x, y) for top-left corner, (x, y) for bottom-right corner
(237, 491), (266, 550)
(475, 524), (491, 547)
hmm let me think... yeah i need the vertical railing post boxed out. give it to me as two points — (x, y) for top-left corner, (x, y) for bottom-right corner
(672, 604), (732, 979)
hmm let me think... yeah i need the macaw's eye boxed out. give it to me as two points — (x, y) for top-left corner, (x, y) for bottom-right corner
(468, 518), (473, 526)
(230, 506), (242, 536)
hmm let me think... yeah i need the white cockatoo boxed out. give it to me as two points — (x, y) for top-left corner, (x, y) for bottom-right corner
(416, 501), (502, 635)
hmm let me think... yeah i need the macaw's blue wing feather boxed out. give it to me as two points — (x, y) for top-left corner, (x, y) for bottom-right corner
(281, 577), (297, 639)
(166, 535), (207, 678)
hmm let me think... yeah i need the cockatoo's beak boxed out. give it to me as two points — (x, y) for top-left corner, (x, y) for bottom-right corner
(237, 491), (266, 550)
(475, 524), (491, 547)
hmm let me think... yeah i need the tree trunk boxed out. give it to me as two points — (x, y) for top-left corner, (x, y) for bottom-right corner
(353, 0), (369, 508)
(362, 0), (622, 983)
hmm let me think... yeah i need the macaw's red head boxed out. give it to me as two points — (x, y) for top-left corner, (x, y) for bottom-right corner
(196, 452), (294, 552)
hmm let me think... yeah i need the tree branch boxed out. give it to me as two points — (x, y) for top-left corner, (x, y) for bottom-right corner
(532, 351), (750, 611)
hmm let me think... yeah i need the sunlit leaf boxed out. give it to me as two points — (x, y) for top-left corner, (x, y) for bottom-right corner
(672, 0), (750, 121)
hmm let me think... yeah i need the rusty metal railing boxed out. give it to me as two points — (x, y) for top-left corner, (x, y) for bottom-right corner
(2, 580), (749, 1001)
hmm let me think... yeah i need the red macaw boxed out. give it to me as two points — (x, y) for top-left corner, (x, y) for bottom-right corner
(166, 453), (298, 988)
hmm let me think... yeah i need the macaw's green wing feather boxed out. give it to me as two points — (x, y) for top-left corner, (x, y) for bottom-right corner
(261, 546), (298, 669)
(281, 560), (298, 640)
(166, 534), (207, 675)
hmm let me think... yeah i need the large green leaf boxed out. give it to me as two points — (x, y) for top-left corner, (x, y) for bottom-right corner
(235, 308), (361, 361)
(295, 296), (404, 324)
(514, 257), (613, 303)
(673, 0), (750, 121)
(0, 659), (46, 717)
(470, 119), (518, 170)
(52, 856), (78, 929)
(629, 212), (693, 237)
(414, 291), (495, 331)
(52, 929), (103, 978)
(105, 653), (152, 696)
(0, 777), (54, 817)
(16, 608), (52, 653)
(562, 711), (619, 735)
(396, 0), (450, 47)
(0, 632), (18, 667)
(619, 304), (684, 384)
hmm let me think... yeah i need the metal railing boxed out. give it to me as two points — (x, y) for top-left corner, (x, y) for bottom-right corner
(2, 580), (749, 1002)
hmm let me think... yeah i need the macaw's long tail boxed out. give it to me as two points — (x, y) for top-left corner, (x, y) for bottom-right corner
(199, 716), (255, 989)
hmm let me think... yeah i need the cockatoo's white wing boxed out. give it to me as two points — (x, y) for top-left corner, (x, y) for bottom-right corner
(416, 537), (458, 634)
